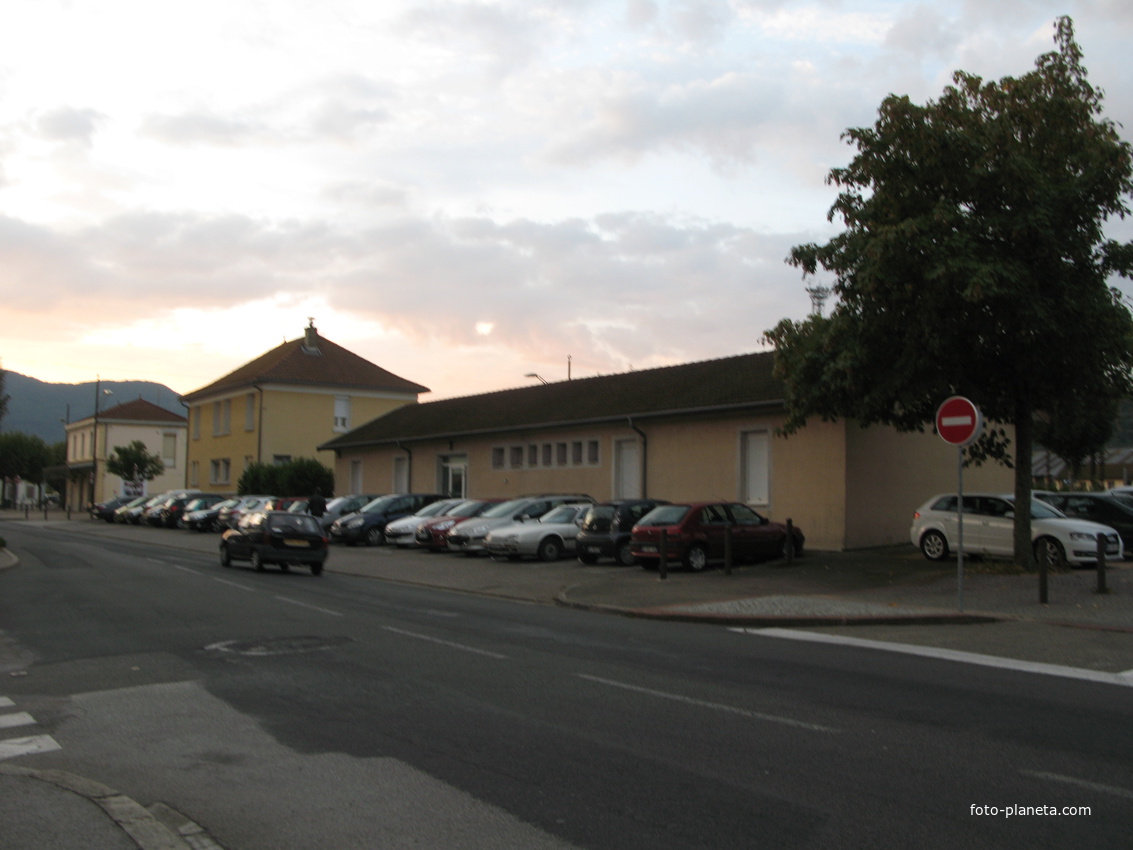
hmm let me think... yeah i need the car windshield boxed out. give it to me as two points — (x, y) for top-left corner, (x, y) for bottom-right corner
(1004, 496), (1064, 519)
(480, 499), (527, 518)
(638, 505), (691, 526)
(541, 505), (580, 524)
(449, 500), (487, 517)
(361, 495), (398, 513)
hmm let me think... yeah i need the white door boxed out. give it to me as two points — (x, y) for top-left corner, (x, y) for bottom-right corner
(613, 439), (640, 499)
(740, 430), (769, 505)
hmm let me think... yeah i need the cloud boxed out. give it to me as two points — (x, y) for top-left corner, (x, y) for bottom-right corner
(140, 111), (264, 147)
(34, 106), (106, 146)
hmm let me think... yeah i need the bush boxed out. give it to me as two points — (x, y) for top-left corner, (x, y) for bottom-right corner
(237, 458), (334, 497)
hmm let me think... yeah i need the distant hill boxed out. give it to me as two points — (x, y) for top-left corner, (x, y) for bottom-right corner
(1, 371), (183, 444)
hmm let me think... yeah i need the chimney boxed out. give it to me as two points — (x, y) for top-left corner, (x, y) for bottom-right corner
(303, 318), (320, 353)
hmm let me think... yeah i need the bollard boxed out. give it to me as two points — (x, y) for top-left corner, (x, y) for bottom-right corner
(659, 528), (668, 580)
(1038, 539), (1049, 604)
(724, 525), (733, 575)
(786, 519), (795, 566)
(1097, 534), (1108, 595)
(24, 504), (30, 520)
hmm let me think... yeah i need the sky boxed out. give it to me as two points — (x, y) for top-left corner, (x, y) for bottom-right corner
(3, 0), (1133, 401)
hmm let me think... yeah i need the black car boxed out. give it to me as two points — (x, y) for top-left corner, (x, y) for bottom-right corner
(576, 499), (669, 565)
(169, 494), (228, 529)
(1033, 491), (1133, 556)
(329, 493), (443, 545)
(89, 496), (129, 522)
(219, 511), (328, 575)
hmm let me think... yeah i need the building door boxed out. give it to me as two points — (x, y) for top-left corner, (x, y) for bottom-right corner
(350, 460), (363, 494)
(392, 456), (409, 492)
(740, 430), (770, 505)
(613, 439), (641, 499)
(440, 455), (468, 498)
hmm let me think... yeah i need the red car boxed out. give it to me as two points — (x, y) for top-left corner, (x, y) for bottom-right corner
(629, 502), (803, 571)
(414, 499), (503, 550)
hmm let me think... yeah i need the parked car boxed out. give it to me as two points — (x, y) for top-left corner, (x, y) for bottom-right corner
(1033, 491), (1133, 556)
(90, 496), (128, 522)
(330, 494), (444, 546)
(217, 495), (275, 529)
(445, 495), (594, 555)
(414, 499), (503, 550)
(317, 494), (382, 531)
(383, 498), (466, 547)
(122, 493), (168, 525)
(219, 511), (328, 575)
(156, 491), (206, 528)
(576, 499), (669, 566)
(112, 495), (151, 523)
(910, 493), (1122, 566)
(485, 503), (591, 561)
(630, 502), (804, 571)
(170, 494), (228, 529)
(185, 497), (241, 532)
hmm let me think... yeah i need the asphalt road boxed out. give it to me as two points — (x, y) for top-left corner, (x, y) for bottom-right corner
(2, 523), (1132, 849)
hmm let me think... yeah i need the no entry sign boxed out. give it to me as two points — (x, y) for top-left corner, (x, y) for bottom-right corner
(936, 396), (983, 447)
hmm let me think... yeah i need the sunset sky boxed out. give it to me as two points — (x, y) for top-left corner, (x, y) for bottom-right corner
(3, 0), (1132, 401)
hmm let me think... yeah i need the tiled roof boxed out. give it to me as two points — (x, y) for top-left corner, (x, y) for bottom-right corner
(76, 398), (186, 425)
(320, 351), (782, 450)
(180, 327), (429, 403)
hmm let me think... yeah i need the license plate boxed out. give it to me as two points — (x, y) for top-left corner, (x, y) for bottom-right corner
(284, 539), (310, 547)
(586, 546), (601, 554)
(641, 544), (658, 554)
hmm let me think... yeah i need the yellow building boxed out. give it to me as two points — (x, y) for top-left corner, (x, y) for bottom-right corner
(65, 397), (188, 507)
(320, 351), (1013, 551)
(181, 322), (428, 494)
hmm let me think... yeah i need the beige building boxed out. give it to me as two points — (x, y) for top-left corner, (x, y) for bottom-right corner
(180, 322), (429, 494)
(320, 351), (1013, 551)
(65, 398), (189, 507)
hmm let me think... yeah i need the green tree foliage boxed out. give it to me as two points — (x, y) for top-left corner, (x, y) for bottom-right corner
(765, 18), (1133, 567)
(105, 440), (165, 488)
(0, 432), (51, 481)
(0, 362), (10, 430)
(237, 458), (334, 498)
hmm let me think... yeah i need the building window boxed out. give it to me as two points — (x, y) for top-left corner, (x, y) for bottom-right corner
(210, 459), (231, 485)
(571, 441), (583, 465)
(334, 396), (351, 432)
(740, 430), (770, 506)
(556, 442), (568, 466)
(162, 433), (177, 467)
(245, 394), (255, 431)
(528, 444), (539, 467)
(542, 444), (552, 467)
(492, 447), (505, 470)
(509, 446), (524, 468)
(190, 461), (199, 487)
(587, 440), (600, 465)
(192, 407), (200, 440)
(212, 401), (231, 436)
(272, 454), (292, 464)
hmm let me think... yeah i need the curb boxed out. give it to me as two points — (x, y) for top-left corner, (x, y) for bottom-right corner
(0, 764), (193, 850)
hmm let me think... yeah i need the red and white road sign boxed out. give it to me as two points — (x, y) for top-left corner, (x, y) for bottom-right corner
(936, 396), (983, 447)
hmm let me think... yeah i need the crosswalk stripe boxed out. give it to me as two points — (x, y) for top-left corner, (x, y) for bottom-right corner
(0, 712), (36, 730)
(0, 734), (62, 760)
(0, 697), (14, 708)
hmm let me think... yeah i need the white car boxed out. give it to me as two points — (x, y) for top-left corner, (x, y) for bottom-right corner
(484, 504), (590, 561)
(445, 495), (592, 555)
(910, 493), (1122, 566)
(382, 498), (465, 547)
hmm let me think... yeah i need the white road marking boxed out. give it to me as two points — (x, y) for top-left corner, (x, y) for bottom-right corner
(0, 712), (35, 730)
(170, 564), (200, 575)
(577, 674), (840, 733)
(746, 628), (1133, 688)
(0, 734), (62, 760)
(0, 697), (13, 708)
(1022, 770), (1133, 800)
(381, 626), (508, 659)
(213, 578), (257, 592)
(275, 596), (344, 617)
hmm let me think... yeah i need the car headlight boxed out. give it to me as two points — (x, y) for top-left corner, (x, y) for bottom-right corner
(1068, 532), (1099, 542)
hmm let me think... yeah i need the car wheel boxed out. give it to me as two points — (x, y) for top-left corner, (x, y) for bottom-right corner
(1034, 536), (1067, 567)
(219, 544), (232, 567)
(311, 562), (324, 576)
(919, 530), (949, 561)
(577, 550), (598, 565)
(615, 541), (635, 566)
(683, 544), (708, 572)
(251, 550), (265, 572)
(537, 537), (563, 562)
(365, 527), (384, 546)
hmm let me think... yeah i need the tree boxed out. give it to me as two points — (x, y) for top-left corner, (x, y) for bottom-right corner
(764, 17), (1133, 568)
(105, 440), (165, 491)
(0, 362), (10, 431)
(0, 432), (51, 482)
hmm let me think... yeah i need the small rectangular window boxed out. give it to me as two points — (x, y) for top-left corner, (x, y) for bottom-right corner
(556, 443), (568, 466)
(245, 394), (255, 431)
(571, 441), (583, 465)
(492, 447), (505, 470)
(542, 444), (553, 466)
(510, 446), (524, 468)
(162, 433), (177, 467)
(587, 440), (600, 465)
(528, 444), (539, 467)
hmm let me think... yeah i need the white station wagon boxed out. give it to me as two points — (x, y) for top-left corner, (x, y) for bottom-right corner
(910, 493), (1122, 567)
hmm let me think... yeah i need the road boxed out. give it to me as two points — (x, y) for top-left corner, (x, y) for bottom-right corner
(1, 522), (1131, 849)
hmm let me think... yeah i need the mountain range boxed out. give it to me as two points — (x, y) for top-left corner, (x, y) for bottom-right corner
(1, 371), (183, 444)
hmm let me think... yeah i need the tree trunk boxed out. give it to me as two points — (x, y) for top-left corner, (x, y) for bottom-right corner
(1014, 406), (1035, 570)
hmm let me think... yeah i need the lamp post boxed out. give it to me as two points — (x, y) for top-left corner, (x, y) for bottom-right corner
(90, 379), (112, 506)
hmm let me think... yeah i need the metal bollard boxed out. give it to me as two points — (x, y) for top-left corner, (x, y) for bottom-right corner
(1097, 534), (1108, 595)
(1038, 538), (1049, 604)
(786, 519), (795, 566)
(724, 525), (732, 575)
(659, 529), (668, 580)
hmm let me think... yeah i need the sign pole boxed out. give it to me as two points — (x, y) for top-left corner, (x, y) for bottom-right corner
(956, 446), (964, 613)
(936, 396), (983, 614)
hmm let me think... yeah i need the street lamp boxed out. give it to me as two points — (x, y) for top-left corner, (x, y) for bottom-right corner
(525, 373), (548, 385)
(90, 379), (112, 506)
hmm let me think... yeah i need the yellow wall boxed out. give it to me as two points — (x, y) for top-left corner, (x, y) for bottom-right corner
(187, 386), (416, 494)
